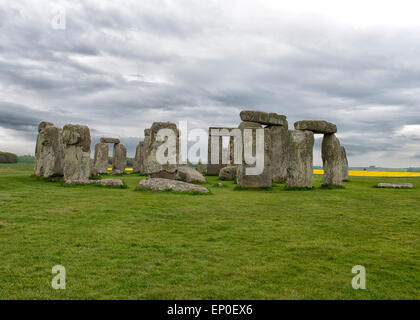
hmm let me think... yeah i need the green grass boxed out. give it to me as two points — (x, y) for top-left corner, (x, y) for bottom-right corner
(0, 165), (419, 300)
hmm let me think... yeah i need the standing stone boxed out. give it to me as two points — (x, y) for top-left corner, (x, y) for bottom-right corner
(341, 146), (349, 181)
(267, 121), (289, 182)
(34, 122), (64, 178)
(94, 142), (109, 174)
(112, 143), (127, 174)
(144, 122), (179, 179)
(207, 127), (224, 175)
(286, 130), (314, 188)
(133, 141), (143, 173)
(322, 133), (343, 186)
(62, 124), (92, 181)
(236, 127), (272, 188)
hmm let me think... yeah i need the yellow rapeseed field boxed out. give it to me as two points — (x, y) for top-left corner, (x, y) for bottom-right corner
(313, 169), (420, 177)
(110, 168), (420, 177)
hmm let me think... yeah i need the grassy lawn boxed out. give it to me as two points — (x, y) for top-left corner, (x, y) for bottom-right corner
(0, 163), (419, 299)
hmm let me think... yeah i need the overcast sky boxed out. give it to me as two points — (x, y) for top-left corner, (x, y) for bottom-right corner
(1, 0), (420, 167)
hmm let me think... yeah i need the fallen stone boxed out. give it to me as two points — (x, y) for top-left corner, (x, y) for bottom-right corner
(176, 167), (207, 183)
(377, 183), (413, 189)
(322, 133), (343, 186)
(219, 166), (237, 180)
(286, 130), (314, 188)
(217, 183), (223, 187)
(65, 179), (123, 186)
(240, 110), (287, 126)
(136, 178), (209, 193)
(100, 137), (120, 144)
(294, 120), (337, 134)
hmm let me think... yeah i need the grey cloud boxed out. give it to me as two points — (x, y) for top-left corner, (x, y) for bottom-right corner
(0, 1), (419, 166)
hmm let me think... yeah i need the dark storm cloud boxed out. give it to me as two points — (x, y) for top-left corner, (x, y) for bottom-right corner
(0, 1), (419, 166)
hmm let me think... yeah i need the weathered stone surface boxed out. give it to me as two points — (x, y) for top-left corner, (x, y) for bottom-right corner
(90, 158), (98, 178)
(65, 179), (123, 186)
(100, 137), (120, 144)
(62, 124), (91, 152)
(286, 130), (314, 188)
(236, 127), (272, 188)
(136, 178), (209, 193)
(341, 146), (349, 181)
(238, 121), (262, 129)
(144, 122), (179, 177)
(38, 121), (54, 133)
(94, 142), (109, 174)
(133, 141), (143, 173)
(112, 143), (127, 174)
(294, 120), (337, 134)
(267, 123), (289, 182)
(322, 133), (343, 186)
(176, 167), (206, 183)
(219, 166), (237, 180)
(34, 123), (64, 178)
(63, 145), (91, 181)
(377, 183), (413, 189)
(240, 110), (287, 126)
(62, 124), (91, 181)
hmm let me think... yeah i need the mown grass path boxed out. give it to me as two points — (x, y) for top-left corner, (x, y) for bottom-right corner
(0, 164), (419, 299)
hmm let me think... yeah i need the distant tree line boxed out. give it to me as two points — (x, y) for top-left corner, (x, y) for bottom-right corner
(0, 151), (18, 163)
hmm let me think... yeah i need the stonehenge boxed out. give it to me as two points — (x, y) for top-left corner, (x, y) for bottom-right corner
(33, 109), (349, 190)
(34, 122), (64, 178)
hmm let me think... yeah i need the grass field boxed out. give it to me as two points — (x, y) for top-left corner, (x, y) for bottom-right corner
(0, 163), (419, 300)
